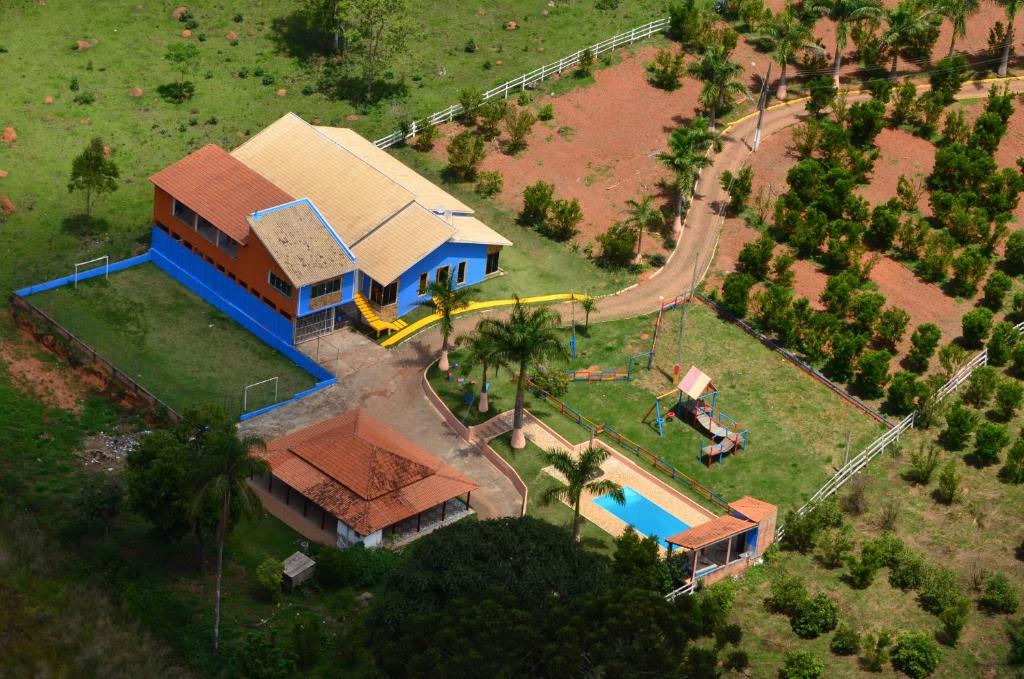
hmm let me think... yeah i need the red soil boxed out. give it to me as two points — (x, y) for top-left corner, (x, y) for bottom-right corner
(0, 340), (84, 412)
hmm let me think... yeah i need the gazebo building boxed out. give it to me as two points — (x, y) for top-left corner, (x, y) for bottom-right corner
(252, 409), (478, 549)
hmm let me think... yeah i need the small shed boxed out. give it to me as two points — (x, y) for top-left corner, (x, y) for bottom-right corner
(282, 551), (316, 591)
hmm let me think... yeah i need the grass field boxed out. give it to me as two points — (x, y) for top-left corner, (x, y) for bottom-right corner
(29, 264), (317, 416)
(0, 1), (661, 298)
(430, 302), (884, 513)
(487, 433), (615, 555)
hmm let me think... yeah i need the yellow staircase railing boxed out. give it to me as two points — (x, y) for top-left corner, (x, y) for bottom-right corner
(353, 292), (407, 337)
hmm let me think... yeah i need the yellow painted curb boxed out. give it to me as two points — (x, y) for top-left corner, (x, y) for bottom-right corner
(380, 292), (587, 347)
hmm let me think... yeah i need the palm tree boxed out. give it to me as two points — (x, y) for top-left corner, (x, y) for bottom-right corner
(478, 297), (569, 449)
(189, 422), (268, 651)
(881, 2), (935, 78)
(623, 195), (666, 264)
(541, 447), (625, 542)
(427, 277), (476, 372)
(580, 295), (597, 329)
(938, 0), (980, 57)
(455, 328), (502, 413)
(685, 43), (748, 130)
(762, 4), (817, 100)
(812, 0), (884, 81)
(996, 0), (1023, 77)
(657, 118), (723, 234)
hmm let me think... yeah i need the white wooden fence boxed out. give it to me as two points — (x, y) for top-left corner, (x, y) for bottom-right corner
(372, 17), (671, 148)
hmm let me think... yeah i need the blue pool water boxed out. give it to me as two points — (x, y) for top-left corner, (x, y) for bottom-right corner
(592, 486), (690, 548)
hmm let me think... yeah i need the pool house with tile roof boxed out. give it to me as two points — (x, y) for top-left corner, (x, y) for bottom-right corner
(148, 113), (511, 344)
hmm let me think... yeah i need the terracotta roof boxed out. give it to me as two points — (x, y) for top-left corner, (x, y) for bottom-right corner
(149, 144), (293, 244)
(314, 125), (474, 214)
(259, 410), (478, 536)
(666, 515), (756, 550)
(351, 203), (454, 285)
(231, 113), (413, 244)
(728, 496), (776, 523)
(247, 199), (357, 287)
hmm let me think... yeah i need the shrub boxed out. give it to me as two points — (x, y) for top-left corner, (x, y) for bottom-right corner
(446, 131), (486, 181)
(646, 48), (686, 90)
(826, 331), (867, 383)
(537, 103), (554, 121)
(919, 566), (965, 615)
(1005, 231), (1024, 275)
(737, 233), (774, 280)
(721, 167), (754, 214)
(995, 379), (1024, 420)
(962, 308), (994, 349)
(831, 623), (861, 656)
(1009, 617), (1024, 665)
(886, 372), (925, 415)
(848, 99), (886, 147)
(847, 539), (884, 589)
(983, 270), (1013, 310)
(817, 525), (854, 569)
(980, 572), (1020, 614)
(1013, 341), (1024, 374)
(542, 198), (583, 242)
(905, 444), (940, 485)
(766, 575), (808, 615)
(531, 369), (570, 398)
(477, 99), (508, 139)
(724, 649), (749, 671)
(780, 650), (825, 679)
(855, 349), (892, 399)
(474, 171), (503, 198)
(877, 307), (911, 348)
(935, 460), (962, 504)
(520, 180), (555, 227)
(791, 593), (839, 639)
(806, 75), (836, 117)
(870, 200), (901, 249)
(889, 548), (926, 591)
(577, 47), (595, 76)
(964, 365), (999, 406)
(951, 247), (990, 296)
(722, 272), (755, 317)
(73, 91), (96, 105)
(929, 54), (970, 105)
(503, 105), (537, 153)
(892, 81), (917, 125)
(411, 123), (440, 151)
(891, 632), (942, 678)
(974, 421), (1009, 465)
(255, 557), (283, 602)
(597, 222), (637, 267)
(458, 89), (484, 125)
(1003, 437), (1024, 483)
(464, 38), (477, 53)
(941, 400), (975, 450)
(232, 631), (297, 678)
(863, 629), (894, 672)
(939, 598), (969, 646)
(291, 612), (322, 669)
(987, 321), (1019, 366)
(907, 324), (941, 372)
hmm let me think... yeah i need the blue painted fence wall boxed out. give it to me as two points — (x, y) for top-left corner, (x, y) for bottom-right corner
(16, 252), (154, 297)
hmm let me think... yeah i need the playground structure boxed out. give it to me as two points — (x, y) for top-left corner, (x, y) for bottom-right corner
(563, 351), (651, 383)
(643, 366), (749, 468)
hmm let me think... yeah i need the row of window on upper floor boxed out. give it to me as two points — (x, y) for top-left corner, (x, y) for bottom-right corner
(172, 199), (239, 259)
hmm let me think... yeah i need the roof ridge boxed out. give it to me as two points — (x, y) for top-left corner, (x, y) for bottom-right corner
(351, 200), (455, 249)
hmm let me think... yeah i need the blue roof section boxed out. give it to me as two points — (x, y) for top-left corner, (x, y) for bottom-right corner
(251, 197), (357, 263)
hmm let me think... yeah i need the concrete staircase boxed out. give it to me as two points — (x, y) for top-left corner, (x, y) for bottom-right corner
(469, 411), (515, 444)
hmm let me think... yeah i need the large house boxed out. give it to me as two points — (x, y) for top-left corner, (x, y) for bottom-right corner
(148, 113), (511, 344)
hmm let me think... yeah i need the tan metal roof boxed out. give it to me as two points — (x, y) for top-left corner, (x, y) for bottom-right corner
(247, 200), (357, 288)
(352, 204), (454, 285)
(450, 215), (513, 246)
(314, 126), (473, 214)
(231, 113), (413, 243)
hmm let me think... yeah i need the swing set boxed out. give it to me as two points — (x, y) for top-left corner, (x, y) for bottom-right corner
(642, 366), (749, 468)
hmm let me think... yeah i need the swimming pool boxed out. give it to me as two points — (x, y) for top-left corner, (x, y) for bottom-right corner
(592, 486), (690, 548)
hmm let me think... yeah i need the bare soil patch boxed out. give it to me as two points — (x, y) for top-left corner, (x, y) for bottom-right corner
(0, 338), (85, 411)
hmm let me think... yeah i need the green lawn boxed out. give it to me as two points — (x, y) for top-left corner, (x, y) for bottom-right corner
(487, 433), (615, 555)
(0, 1), (662, 297)
(431, 302), (884, 513)
(30, 264), (317, 416)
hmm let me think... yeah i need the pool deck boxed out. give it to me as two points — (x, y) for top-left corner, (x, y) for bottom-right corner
(521, 419), (716, 546)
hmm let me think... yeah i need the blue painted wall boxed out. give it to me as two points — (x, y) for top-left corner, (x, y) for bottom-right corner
(395, 241), (488, 317)
(296, 271), (354, 317)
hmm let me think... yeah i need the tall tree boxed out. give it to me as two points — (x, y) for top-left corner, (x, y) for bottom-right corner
(685, 43), (748, 129)
(478, 298), (569, 449)
(455, 327), (502, 413)
(812, 0), (884, 81)
(938, 0), (980, 57)
(996, 0), (1023, 76)
(541, 447), (625, 542)
(657, 118), (723, 233)
(623, 195), (666, 264)
(881, 1), (936, 77)
(347, 0), (415, 99)
(188, 417), (268, 651)
(67, 137), (119, 222)
(762, 3), (817, 100)
(304, 0), (349, 53)
(428, 277), (476, 372)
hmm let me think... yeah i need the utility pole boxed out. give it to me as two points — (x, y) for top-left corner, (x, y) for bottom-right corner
(753, 62), (772, 152)
(675, 250), (702, 378)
